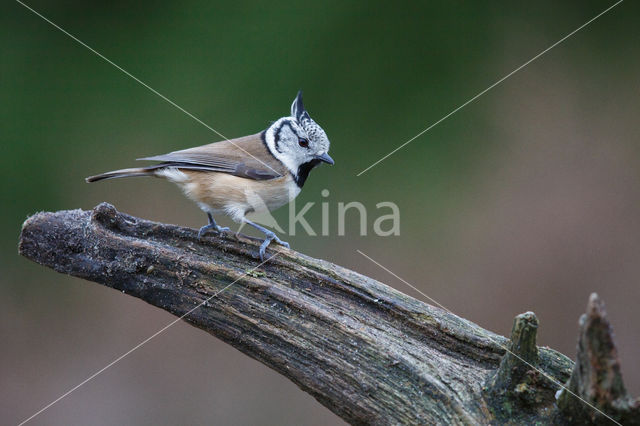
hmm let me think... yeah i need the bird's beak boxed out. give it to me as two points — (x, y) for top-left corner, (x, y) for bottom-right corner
(315, 152), (334, 165)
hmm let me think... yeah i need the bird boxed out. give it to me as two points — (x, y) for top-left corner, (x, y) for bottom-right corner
(86, 91), (333, 260)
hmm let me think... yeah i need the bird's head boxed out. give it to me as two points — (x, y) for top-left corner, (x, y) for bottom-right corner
(264, 91), (333, 185)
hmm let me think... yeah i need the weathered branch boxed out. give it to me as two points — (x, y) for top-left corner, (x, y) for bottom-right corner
(18, 203), (637, 424)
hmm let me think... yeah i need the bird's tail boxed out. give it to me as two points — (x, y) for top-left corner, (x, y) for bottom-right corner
(85, 167), (157, 183)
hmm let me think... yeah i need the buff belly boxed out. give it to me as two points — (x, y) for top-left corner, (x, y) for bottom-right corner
(156, 168), (301, 222)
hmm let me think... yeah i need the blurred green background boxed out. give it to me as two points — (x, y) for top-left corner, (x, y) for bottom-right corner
(2, 1), (639, 424)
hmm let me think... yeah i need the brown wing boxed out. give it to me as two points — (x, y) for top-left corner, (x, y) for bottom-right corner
(138, 132), (285, 180)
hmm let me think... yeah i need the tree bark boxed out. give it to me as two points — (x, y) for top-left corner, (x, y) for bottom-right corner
(18, 203), (638, 425)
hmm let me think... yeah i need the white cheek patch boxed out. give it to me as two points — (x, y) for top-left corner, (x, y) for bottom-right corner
(265, 117), (300, 176)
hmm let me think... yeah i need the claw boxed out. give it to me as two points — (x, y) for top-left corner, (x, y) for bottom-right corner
(273, 236), (289, 249)
(258, 238), (270, 261)
(247, 225), (289, 261)
(197, 213), (228, 239)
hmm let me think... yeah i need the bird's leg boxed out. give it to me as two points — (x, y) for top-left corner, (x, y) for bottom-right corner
(243, 219), (290, 261)
(197, 213), (229, 239)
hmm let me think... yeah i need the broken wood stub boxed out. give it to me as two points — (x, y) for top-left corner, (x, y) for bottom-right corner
(492, 311), (540, 389)
(486, 311), (560, 421)
(556, 293), (640, 425)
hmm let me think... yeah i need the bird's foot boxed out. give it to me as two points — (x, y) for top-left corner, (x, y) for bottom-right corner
(258, 230), (290, 261)
(197, 223), (230, 239)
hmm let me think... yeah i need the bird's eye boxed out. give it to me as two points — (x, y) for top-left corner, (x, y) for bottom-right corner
(298, 139), (309, 148)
